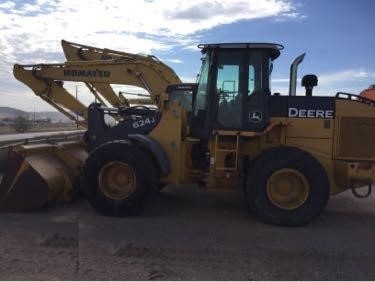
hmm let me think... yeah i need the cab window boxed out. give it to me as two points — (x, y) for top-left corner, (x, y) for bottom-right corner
(216, 51), (244, 129)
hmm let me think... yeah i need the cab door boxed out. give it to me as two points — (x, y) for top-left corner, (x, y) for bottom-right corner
(215, 50), (244, 130)
(214, 49), (272, 132)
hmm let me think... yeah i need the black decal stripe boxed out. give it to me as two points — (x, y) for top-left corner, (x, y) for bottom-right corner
(269, 96), (335, 118)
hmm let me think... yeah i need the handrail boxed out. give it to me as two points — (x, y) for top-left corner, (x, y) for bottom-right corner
(335, 92), (375, 106)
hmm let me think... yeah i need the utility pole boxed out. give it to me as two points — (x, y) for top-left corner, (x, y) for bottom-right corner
(76, 86), (79, 129)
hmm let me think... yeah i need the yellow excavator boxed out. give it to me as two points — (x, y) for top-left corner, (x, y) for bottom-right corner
(2, 42), (375, 226)
(12, 54), (181, 126)
(11, 40), (182, 127)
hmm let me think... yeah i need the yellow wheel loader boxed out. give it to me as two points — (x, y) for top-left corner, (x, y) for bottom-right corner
(2, 42), (375, 226)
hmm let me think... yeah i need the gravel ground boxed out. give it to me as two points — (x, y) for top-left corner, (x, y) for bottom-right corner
(0, 185), (374, 280)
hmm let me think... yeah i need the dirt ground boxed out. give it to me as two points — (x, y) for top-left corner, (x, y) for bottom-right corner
(0, 185), (375, 281)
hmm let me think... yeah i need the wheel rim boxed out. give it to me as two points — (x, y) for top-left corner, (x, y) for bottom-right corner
(266, 168), (309, 210)
(98, 161), (136, 200)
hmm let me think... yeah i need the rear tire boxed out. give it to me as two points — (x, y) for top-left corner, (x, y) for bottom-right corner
(82, 140), (158, 216)
(246, 146), (329, 226)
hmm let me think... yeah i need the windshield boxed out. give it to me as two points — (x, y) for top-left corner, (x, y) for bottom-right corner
(193, 55), (210, 116)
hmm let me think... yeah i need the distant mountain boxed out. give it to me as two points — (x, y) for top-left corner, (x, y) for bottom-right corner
(0, 107), (72, 123)
(0, 107), (27, 119)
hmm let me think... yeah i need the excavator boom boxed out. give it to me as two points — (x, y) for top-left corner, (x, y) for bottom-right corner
(61, 39), (182, 107)
(61, 39), (179, 81)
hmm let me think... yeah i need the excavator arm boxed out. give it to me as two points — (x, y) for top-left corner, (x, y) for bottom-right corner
(13, 64), (88, 126)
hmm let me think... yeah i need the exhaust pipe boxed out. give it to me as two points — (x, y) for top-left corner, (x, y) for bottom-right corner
(289, 53), (305, 96)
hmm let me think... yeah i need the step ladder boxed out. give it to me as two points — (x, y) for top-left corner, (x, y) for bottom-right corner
(213, 131), (240, 171)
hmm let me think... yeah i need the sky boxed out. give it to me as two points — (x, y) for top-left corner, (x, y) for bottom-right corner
(0, 0), (374, 112)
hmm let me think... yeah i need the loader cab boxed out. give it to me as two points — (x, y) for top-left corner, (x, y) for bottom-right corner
(189, 43), (283, 139)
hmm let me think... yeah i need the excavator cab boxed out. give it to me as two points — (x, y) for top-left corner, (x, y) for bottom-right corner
(190, 43), (283, 139)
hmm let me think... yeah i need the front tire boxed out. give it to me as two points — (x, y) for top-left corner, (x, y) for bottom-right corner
(246, 146), (330, 226)
(82, 140), (158, 216)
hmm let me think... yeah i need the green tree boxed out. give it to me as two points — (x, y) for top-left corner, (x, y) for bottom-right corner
(12, 116), (31, 133)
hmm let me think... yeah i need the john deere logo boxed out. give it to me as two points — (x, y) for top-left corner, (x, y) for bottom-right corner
(288, 107), (334, 118)
(249, 111), (263, 123)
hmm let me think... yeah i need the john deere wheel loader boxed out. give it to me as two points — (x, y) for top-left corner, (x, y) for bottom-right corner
(2, 42), (375, 226)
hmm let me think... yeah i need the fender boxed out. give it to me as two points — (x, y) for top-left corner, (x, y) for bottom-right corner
(128, 134), (171, 175)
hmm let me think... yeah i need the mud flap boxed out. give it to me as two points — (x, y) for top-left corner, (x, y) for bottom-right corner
(0, 142), (88, 212)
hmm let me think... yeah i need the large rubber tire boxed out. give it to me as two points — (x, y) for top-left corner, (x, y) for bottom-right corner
(246, 146), (330, 226)
(82, 140), (158, 217)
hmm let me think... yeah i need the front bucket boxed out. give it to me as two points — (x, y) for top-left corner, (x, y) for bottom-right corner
(0, 142), (88, 212)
